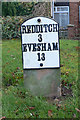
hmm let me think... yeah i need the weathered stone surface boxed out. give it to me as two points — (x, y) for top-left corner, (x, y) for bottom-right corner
(24, 69), (61, 97)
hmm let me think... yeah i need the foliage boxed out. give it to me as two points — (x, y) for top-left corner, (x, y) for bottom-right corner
(2, 39), (79, 118)
(2, 14), (37, 39)
(2, 2), (34, 16)
(2, 16), (25, 39)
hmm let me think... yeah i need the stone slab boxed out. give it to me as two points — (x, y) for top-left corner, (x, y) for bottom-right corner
(24, 69), (61, 97)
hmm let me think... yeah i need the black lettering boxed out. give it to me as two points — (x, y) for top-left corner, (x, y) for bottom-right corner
(42, 43), (46, 51)
(27, 44), (32, 51)
(37, 43), (41, 51)
(26, 25), (31, 33)
(32, 43), (36, 51)
(53, 24), (58, 32)
(37, 53), (45, 61)
(34, 25), (40, 33)
(32, 25), (35, 33)
(52, 43), (58, 50)
(47, 43), (52, 51)
(41, 53), (45, 61)
(22, 24), (58, 34)
(38, 34), (42, 42)
(40, 25), (43, 33)
(22, 25), (26, 34)
(37, 53), (40, 61)
(44, 24), (48, 32)
(48, 24), (52, 32)
(22, 44), (27, 52)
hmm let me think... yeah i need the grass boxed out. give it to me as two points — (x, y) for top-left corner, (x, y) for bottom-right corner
(0, 42), (2, 118)
(2, 39), (79, 118)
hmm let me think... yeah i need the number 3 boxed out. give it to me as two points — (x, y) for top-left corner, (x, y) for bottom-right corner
(38, 34), (42, 42)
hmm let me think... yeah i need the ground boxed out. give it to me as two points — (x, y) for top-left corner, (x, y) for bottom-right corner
(1, 39), (79, 118)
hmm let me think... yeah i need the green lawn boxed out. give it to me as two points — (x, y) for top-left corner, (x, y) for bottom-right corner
(0, 42), (2, 118)
(2, 39), (79, 118)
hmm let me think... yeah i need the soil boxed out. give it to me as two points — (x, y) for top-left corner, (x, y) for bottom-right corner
(47, 84), (73, 104)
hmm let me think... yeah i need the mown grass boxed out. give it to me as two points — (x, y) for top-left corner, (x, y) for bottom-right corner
(2, 39), (79, 118)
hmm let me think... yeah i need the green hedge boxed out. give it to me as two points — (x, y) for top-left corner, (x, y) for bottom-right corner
(2, 16), (32, 39)
(2, 2), (35, 16)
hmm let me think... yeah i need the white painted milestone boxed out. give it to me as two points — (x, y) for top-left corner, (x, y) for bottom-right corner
(21, 17), (60, 69)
